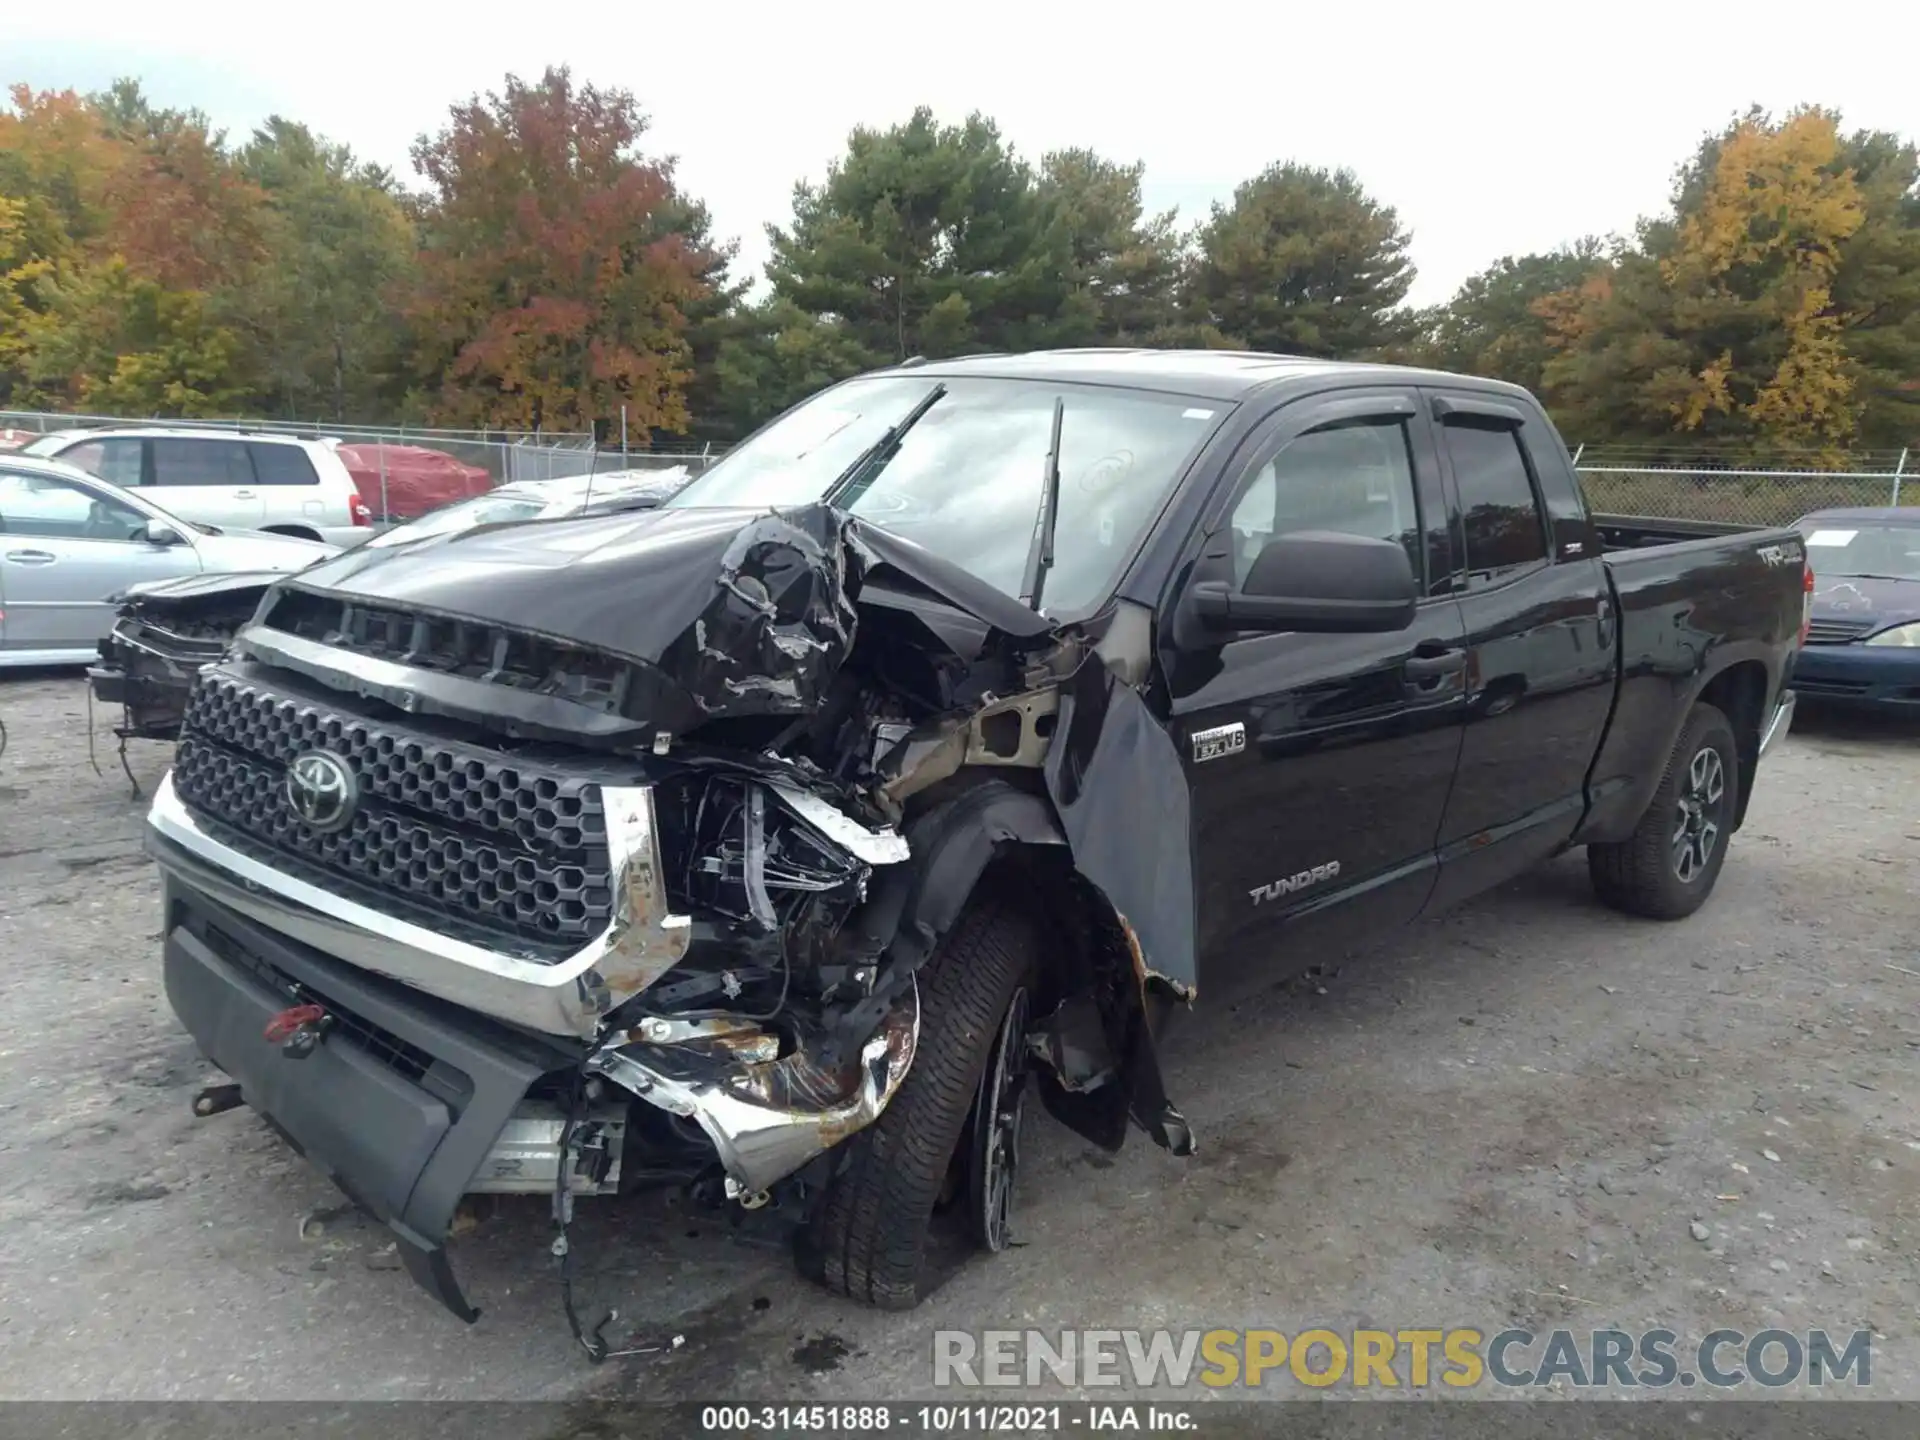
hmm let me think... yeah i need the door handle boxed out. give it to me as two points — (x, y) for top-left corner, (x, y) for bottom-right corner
(4, 549), (57, 565)
(1403, 646), (1466, 678)
(232, 489), (258, 499)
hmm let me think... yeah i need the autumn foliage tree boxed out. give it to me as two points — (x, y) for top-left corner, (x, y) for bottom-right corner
(1528, 108), (1920, 459)
(90, 81), (267, 295)
(1409, 242), (1603, 394)
(1660, 108), (1865, 448)
(3, 76), (1916, 459)
(407, 67), (711, 435)
(0, 81), (256, 413)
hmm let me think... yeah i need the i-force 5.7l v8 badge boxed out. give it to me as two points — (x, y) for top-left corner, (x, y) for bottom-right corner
(1191, 722), (1247, 764)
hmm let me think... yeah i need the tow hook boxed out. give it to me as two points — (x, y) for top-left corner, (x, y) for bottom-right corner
(191, 1082), (244, 1117)
(725, 1177), (772, 1210)
(264, 1003), (331, 1060)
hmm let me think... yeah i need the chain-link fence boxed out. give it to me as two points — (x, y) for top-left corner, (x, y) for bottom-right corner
(1570, 445), (1912, 527)
(0, 407), (735, 490)
(0, 409), (616, 487)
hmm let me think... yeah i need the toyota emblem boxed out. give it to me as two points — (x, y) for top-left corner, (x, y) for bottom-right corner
(285, 751), (358, 834)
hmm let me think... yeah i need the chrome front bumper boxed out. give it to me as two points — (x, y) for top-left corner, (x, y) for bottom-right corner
(591, 987), (921, 1195)
(144, 770), (691, 1038)
(1759, 689), (1796, 757)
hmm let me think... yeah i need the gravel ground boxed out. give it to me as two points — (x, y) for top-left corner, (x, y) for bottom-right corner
(0, 671), (1916, 1405)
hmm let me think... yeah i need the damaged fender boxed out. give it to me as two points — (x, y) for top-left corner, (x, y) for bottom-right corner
(834, 666), (1199, 1159)
(1044, 659), (1196, 996)
(1043, 658), (1198, 1155)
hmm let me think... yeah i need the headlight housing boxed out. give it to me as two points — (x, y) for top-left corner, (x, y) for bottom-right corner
(1864, 622), (1920, 648)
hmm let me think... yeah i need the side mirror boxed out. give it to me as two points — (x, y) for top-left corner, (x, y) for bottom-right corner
(142, 519), (186, 547)
(1191, 531), (1417, 634)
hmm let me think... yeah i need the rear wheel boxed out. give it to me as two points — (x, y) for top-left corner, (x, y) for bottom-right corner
(800, 889), (1039, 1308)
(1589, 702), (1739, 920)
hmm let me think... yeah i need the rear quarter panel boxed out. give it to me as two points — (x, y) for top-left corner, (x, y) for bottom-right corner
(305, 446), (360, 525)
(1577, 528), (1803, 844)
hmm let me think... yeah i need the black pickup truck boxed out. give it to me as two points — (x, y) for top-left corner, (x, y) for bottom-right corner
(144, 351), (1807, 1331)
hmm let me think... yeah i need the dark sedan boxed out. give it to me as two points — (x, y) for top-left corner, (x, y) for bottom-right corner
(1791, 507), (1920, 712)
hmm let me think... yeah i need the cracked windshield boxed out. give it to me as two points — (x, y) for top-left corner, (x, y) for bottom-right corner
(670, 375), (1225, 614)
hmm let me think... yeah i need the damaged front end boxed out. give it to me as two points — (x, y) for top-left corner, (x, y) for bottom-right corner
(148, 500), (1196, 1322)
(93, 573), (278, 742)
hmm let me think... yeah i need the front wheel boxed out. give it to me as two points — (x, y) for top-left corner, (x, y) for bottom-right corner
(1588, 702), (1740, 920)
(799, 890), (1039, 1308)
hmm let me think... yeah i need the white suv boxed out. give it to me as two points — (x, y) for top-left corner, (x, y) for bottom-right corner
(23, 427), (372, 544)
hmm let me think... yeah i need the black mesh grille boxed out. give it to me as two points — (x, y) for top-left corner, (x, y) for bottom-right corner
(173, 670), (615, 955)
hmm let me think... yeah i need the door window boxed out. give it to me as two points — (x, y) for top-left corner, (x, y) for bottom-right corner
(1440, 419), (1549, 582)
(249, 443), (320, 485)
(1227, 419), (1422, 586)
(151, 438), (255, 487)
(0, 469), (150, 541)
(58, 438), (145, 489)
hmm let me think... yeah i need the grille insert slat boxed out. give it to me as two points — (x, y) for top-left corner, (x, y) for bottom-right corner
(264, 590), (634, 713)
(1804, 618), (1876, 645)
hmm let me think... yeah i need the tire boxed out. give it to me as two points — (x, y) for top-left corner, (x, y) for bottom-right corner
(1588, 702), (1740, 920)
(800, 889), (1039, 1309)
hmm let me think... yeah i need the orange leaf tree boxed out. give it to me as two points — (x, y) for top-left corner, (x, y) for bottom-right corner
(408, 67), (708, 436)
(0, 82), (257, 413)
(1529, 107), (1892, 459)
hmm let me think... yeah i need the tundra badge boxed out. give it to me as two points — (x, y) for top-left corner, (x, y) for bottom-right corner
(1191, 722), (1246, 764)
(1250, 862), (1341, 905)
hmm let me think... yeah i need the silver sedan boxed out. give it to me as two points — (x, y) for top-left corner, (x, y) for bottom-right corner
(0, 454), (335, 667)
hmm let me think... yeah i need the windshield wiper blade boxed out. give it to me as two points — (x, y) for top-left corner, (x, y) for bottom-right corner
(1018, 397), (1066, 613)
(824, 383), (947, 509)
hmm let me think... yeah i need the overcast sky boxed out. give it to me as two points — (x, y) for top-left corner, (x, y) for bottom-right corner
(9, 1), (1916, 308)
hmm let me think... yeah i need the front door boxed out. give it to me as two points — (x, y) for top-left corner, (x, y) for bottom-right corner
(1167, 388), (1469, 1003)
(0, 467), (202, 652)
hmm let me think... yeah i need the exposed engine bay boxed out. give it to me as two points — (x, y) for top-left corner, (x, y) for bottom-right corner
(147, 499), (1197, 1330)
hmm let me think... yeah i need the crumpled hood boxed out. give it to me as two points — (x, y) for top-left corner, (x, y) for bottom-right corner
(118, 569), (288, 605)
(290, 503), (843, 658)
(1809, 574), (1920, 631)
(265, 502), (1059, 731)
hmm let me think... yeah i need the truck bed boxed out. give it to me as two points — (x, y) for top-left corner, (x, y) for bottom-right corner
(1578, 521), (1807, 846)
(1592, 512), (1758, 549)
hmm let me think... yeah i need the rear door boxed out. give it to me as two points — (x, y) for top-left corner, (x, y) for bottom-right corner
(0, 466), (203, 651)
(248, 441), (334, 528)
(1170, 387), (1469, 1002)
(148, 437), (266, 529)
(1423, 390), (1614, 911)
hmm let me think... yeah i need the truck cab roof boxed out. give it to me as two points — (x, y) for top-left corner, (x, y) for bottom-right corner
(875, 347), (1535, 406)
